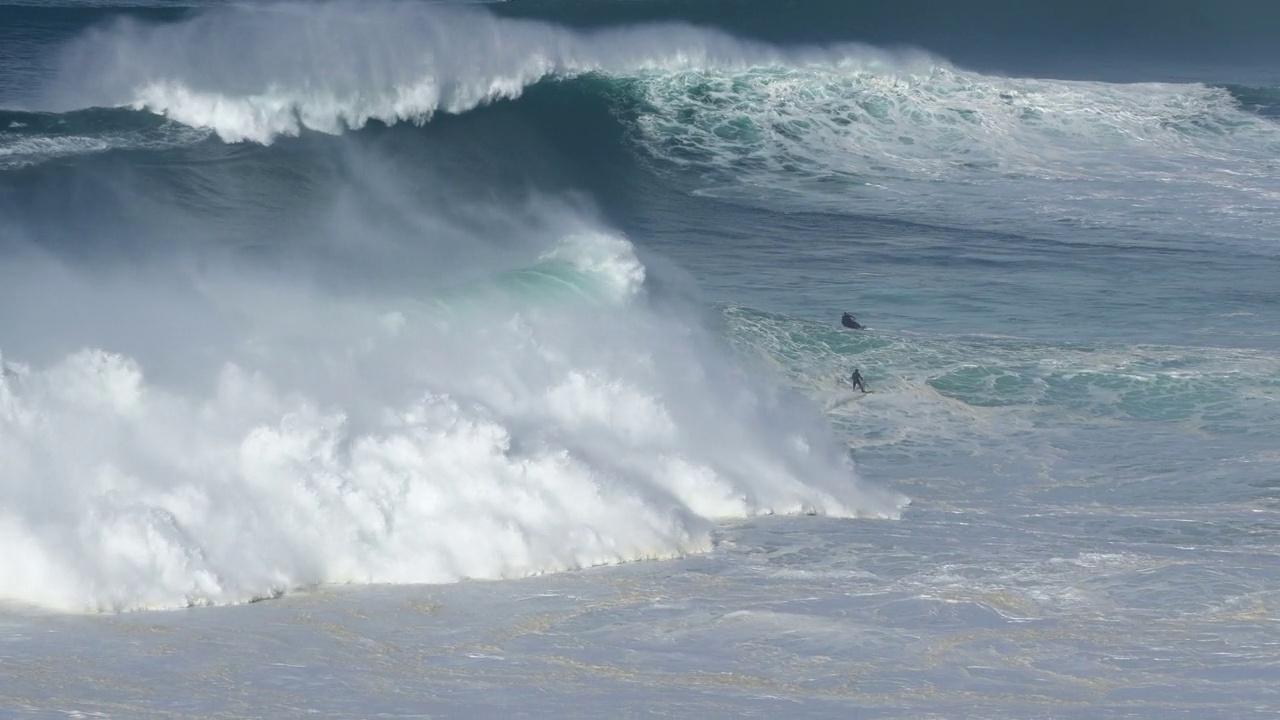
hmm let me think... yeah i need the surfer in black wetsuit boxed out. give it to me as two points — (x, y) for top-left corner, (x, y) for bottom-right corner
(841, 312), (863, 330)
(850, 368), (868, 393)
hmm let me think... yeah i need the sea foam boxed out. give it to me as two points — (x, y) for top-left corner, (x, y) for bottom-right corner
(0, 229), (905, 613)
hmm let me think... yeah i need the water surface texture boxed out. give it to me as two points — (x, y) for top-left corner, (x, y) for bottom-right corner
(2, 0), (1278, 716)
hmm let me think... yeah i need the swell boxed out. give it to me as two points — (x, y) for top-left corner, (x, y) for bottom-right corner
(10, 0), (1279, 218)
(8, 67), (1280, 257)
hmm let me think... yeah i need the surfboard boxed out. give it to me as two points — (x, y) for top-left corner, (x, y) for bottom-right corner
(825, 389), (872, 411)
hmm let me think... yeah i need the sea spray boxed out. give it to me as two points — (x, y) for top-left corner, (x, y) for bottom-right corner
(0, 225), (905, 613)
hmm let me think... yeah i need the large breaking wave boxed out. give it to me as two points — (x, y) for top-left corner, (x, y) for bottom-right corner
(2, 57), (909, 613)
(41, 0), (846, 143)
(0, 211), (907, 613)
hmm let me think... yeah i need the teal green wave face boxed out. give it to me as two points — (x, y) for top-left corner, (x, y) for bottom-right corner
(418, 231), (648, 321)
(423, 260), (624, 317)
(721, 305), (1280, 442)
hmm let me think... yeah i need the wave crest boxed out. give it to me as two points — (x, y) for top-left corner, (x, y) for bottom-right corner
(48, 0), (843, 143)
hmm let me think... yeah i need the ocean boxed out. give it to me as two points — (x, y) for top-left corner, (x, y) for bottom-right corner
(2, 0), (1279, 716)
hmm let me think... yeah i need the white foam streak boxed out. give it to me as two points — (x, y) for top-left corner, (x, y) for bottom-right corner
(0, 122), (213, 168)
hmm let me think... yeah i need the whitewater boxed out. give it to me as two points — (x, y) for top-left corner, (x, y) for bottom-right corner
(41, 0), (883, 143)
(2, 0), (1280, 716)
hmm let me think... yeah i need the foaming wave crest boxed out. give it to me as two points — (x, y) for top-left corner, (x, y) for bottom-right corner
(46, 0), (821, 144)
(0, 228), (905, 613)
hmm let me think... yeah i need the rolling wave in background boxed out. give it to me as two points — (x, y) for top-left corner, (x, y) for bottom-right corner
(7, 0), (1277, 250)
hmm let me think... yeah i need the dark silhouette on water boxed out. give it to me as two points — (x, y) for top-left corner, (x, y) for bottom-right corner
(850, 368), (868, 393)
(841, 312), (863, 330)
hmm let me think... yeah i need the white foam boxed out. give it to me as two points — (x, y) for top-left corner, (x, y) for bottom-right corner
(0, 229), (905, 614)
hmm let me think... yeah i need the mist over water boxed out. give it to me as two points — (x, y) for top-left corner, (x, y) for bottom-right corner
(1, 19), (910, 609)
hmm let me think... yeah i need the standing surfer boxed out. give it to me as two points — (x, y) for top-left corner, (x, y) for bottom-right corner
(850, 368), (868, 393)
